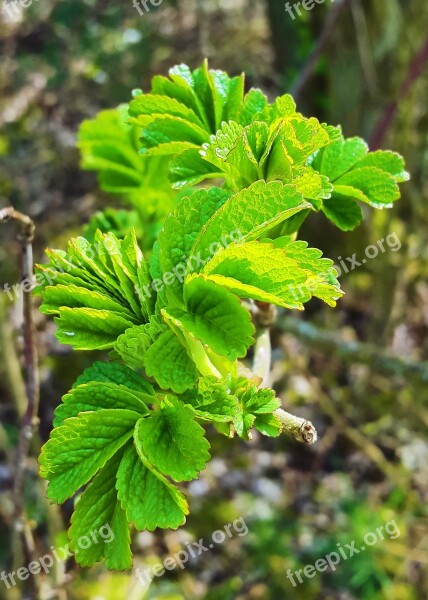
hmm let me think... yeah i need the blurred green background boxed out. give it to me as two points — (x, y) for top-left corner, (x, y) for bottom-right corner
(1, 0), (427, 598)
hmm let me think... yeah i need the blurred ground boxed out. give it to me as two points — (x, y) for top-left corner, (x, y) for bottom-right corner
(0, 1), (428, 599)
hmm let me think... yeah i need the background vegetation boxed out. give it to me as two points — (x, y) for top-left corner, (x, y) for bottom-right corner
(0, 0), (427, 598)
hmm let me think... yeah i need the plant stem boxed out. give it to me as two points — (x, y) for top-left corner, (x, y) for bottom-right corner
(252, 328), (272, 388)
(252, 301), (318, 445)
(0, 206), (40, 599)
(274, 408), (318, 445)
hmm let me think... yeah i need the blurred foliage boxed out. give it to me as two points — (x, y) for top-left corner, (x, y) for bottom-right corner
(1, 0), (428, 599)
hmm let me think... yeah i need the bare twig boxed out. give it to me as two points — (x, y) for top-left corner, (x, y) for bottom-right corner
(0, 206), (40, 599)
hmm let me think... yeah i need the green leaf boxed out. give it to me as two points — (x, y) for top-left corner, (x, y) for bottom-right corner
(129, 94), (205, 128)
(232, 381), (281, 439)
(353, 150), (410, 183)
(242, 387), (281, 414)
(182, 376), (238, 423)
(224, 74), (245, 122)
(73, 361), (154, 396)
(78, 105), (145, 195)
(39, 284), (138, 321)
(158, 186), (231, 304)
(199, 239), (342, 309)
(169, 148), (222, 189)
(192, 61), (224, 132)
(254, 413), (282, 437)
(271, 238), (343, 307)
(199, 121), (264, 189)
(36, 231), (153, 350)
(69, 451), (132, 570)
(335, 167), (400, 208)
(116, 440), (189, 531)
(165, 276), (255, 360)
(322, 196), (364, 231)
(191, 181), (311, 262)
(39, 409), (140, 503)
(313, 137), (369, 181)
(312, 137), (408, 214)
(239, 89), (268, 126)
(140, 116), (209, 154)
(115, 324), (153, 369)
(55, 307), (135, 350)
(277, 117), (339, 166)
(83, 209), (142, 242)
(258, 93), (297, 124)
(233, 412), (256, 439)
(135, 396), (211, 482)
(54, 382), (151, 427)
(143, 328), (199, 393)
(292, 169), (333, 203)
(78, 106), (176, 234)
(201, 241), (307, 308)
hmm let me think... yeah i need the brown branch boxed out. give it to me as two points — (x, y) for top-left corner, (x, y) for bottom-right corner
(0, 206), (40, 600)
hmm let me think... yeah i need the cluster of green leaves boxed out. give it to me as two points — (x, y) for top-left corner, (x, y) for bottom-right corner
(36, 183), (342, 386)
(129, 60), (409, 232)
(78, 105), (178, 249)
(37, 61), (408, 570)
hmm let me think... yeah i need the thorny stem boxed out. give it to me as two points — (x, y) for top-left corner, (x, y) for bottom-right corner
(0, 207), (40, 599)
(252, 302), (318, 445)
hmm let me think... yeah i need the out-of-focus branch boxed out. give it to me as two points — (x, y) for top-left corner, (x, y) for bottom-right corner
(290, 0), (352, 101)
(0, 295), (27, 417)
(370, 34), (428, 149)
(350, 0), (378, 98)
(0, 206), (40, 600)
(278, 316), (428, 383)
